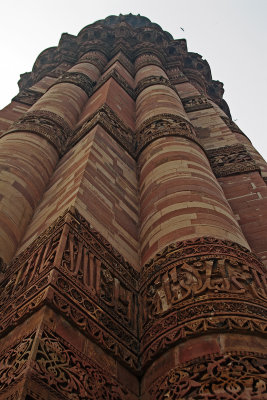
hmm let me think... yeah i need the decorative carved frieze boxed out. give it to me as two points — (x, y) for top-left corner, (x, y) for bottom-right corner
(2, 110), (72, 155)
(31, 328), (132, 400)
(50, 71), (95, 97)
(182, 94), (213, 112)
(207, 144), (260, 177)
(12, 89), (43, 106)
(149, 352), (267, 399)
(139, 236), (267, 367)
(3, 219), (267, 375)
(0, 207), (139, 372)
(0, 331), (35, 394)
(69, 104), (135, 155)
(135, 76), (177, 98)
(93, 70), (176, 101)
(135, 113), (200, 156)
(0, 327), (132, 400)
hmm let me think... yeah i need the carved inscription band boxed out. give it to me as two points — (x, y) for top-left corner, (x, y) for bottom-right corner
(1, 208), (266, 373)
(140, 236), (267, 367)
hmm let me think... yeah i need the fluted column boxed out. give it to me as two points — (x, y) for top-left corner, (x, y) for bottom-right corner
(0, 51), (105, 264)
(135, 53), (249, 265)
(135, 54), (267, 400)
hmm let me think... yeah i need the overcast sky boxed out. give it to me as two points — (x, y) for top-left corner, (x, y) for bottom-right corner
(1, 0), (266, 160)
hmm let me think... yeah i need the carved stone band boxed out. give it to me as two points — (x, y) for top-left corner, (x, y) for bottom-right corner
(182, 94), (213, 112)
(135, 76), (177, 98)
(135, 113), (200, 156)
(139, 236), (267, 367)
(149, 351), (267, 399)
(2, 206), (266, 373)
(70, 104), (135, 155)
(207, 144), (260, 177)
(50, 71), (96, 97)
(2, 110), (72, 155)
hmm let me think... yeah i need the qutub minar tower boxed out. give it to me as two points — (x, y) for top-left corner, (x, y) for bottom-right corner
(0, 14), (266, 399)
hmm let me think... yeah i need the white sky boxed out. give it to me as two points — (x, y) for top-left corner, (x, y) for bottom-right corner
(1, 0), (267, 160)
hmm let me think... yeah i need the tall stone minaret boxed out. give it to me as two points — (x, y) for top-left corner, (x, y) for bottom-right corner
(0, 14), (266, 400)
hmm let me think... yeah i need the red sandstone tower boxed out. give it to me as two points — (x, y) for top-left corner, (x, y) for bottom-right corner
(0, 14), (266, 399)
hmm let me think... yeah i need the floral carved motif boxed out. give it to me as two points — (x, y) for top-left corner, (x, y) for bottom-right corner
(0, 327), (132, 400)
(0, 331), (35, 393)
(31, 328), (132, 400)
(149, 352), (267, 399)
(207, 144), (260, 177)
(50, 71), (96, 96)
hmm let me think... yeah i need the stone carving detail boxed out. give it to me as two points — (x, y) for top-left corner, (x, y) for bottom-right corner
(2, 219), (267, 375)
(70, 104), (135, 155)
(182, 94), (212, 112)
(12, 89), (42, 106)
(3, 110), (72, 154)
(0, 207), (139, 372)
(0, 331), (35, 393)
(32, 328), (131, 400)
(140, 237), (267, 367)
(207, 144), (260, 177)
(0, 327), (131, 399)
(135, 75), (177, 98)
(136, 113), (199, 155)
(149, 352), (267, 399)
(50, 71), (95, 96)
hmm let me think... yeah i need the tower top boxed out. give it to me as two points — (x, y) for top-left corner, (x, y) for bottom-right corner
(17, 14), (231, 117)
